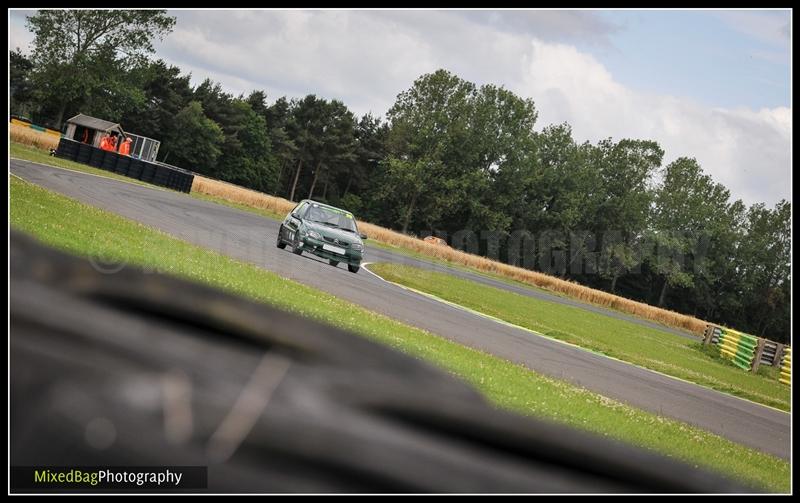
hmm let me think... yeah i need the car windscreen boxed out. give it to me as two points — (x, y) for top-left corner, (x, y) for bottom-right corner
(305, 204), (358, 233)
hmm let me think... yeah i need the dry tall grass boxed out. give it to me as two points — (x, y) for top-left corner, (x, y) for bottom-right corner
(192, 176), (296, 215)
(192, 175), (708, 335)
(10, 123), (61, 151)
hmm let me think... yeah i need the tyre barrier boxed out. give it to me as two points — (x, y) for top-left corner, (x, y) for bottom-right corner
(88, 147), (105, 168)
(140, 163), (157, 183)
(76, 142), (92, 164)
(128, 159), (144, 179)
(101, 153), (117, 171)
(53, 138), (193, 193)
(779, 347), (791, 386)
(55, 139), (77, 158)
(115, 155), (131, 176)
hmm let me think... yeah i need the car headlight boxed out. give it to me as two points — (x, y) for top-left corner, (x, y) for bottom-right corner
(351, 243), (363, 251)
(307, 230), (322, 240)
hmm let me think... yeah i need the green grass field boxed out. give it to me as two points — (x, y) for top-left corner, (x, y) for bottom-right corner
(368, 263), (790, 412)
(8, 175), (789, 492)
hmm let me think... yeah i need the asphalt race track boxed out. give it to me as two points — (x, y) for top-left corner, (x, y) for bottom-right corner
(10, 159), (790, 460)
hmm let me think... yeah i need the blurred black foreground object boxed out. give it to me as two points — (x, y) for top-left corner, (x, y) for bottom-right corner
(10, 231), (754, 493)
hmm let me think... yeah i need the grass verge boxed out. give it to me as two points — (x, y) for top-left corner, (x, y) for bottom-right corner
(368, 263), (790, 412)
(9, 175), (789, 492)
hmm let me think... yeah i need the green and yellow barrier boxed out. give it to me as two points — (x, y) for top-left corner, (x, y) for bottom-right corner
(704, 323), (790, 382)
(10, 118), (62, 137)
(779, 347), (791, 386)
(716, 328), (758, 371)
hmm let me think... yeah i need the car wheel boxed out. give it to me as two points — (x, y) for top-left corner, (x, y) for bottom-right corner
(348, 264), (360, 274)
(329, 260), (339, 267)
(292, 235), (303, 255)
(276, 226), (287, 249)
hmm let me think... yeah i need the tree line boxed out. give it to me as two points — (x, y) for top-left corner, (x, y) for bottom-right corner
(10, 10), (791, 342)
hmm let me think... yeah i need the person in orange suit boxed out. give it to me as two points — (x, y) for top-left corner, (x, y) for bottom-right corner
(119, 137), (133, 156)
(99, 134), (112, 151)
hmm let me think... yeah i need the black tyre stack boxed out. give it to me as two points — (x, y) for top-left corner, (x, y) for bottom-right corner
(88, 147), (104, 168)
(52, 138), (194, 193)
(101, 150), (116, 171)
(115, 155), (131, 176)
(127, 158), (144, 179)
(140, 162), (157, 183)
(55, 139), (78, 159)
(76, 142), (92, 164)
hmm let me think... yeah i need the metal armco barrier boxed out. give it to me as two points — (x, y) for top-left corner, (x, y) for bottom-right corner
(54, 138), (193, 193)
(704, 324), (723, 345)
(779, 347), (791, 386)
(760, 340), (779, 366)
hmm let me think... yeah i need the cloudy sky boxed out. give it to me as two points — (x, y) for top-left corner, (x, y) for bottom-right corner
(9, 9), (792, 206)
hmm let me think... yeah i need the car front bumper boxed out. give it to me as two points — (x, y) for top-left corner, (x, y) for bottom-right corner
(299, 237), (363, 265)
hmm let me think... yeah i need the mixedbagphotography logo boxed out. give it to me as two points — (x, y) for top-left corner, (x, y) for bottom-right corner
(11, 466), (208, 491)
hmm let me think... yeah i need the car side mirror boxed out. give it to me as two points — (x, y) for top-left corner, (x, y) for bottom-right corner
(291, 212), (301, 220)
(360, 233), (368, 240)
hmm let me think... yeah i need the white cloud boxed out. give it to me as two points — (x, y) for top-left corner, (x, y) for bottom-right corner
(515, 40), (791, 206)
(157, 10), (440, 117)
(155, 10), (616, 119)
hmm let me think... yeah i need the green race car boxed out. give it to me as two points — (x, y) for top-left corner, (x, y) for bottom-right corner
(277, 199), (368, 273)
